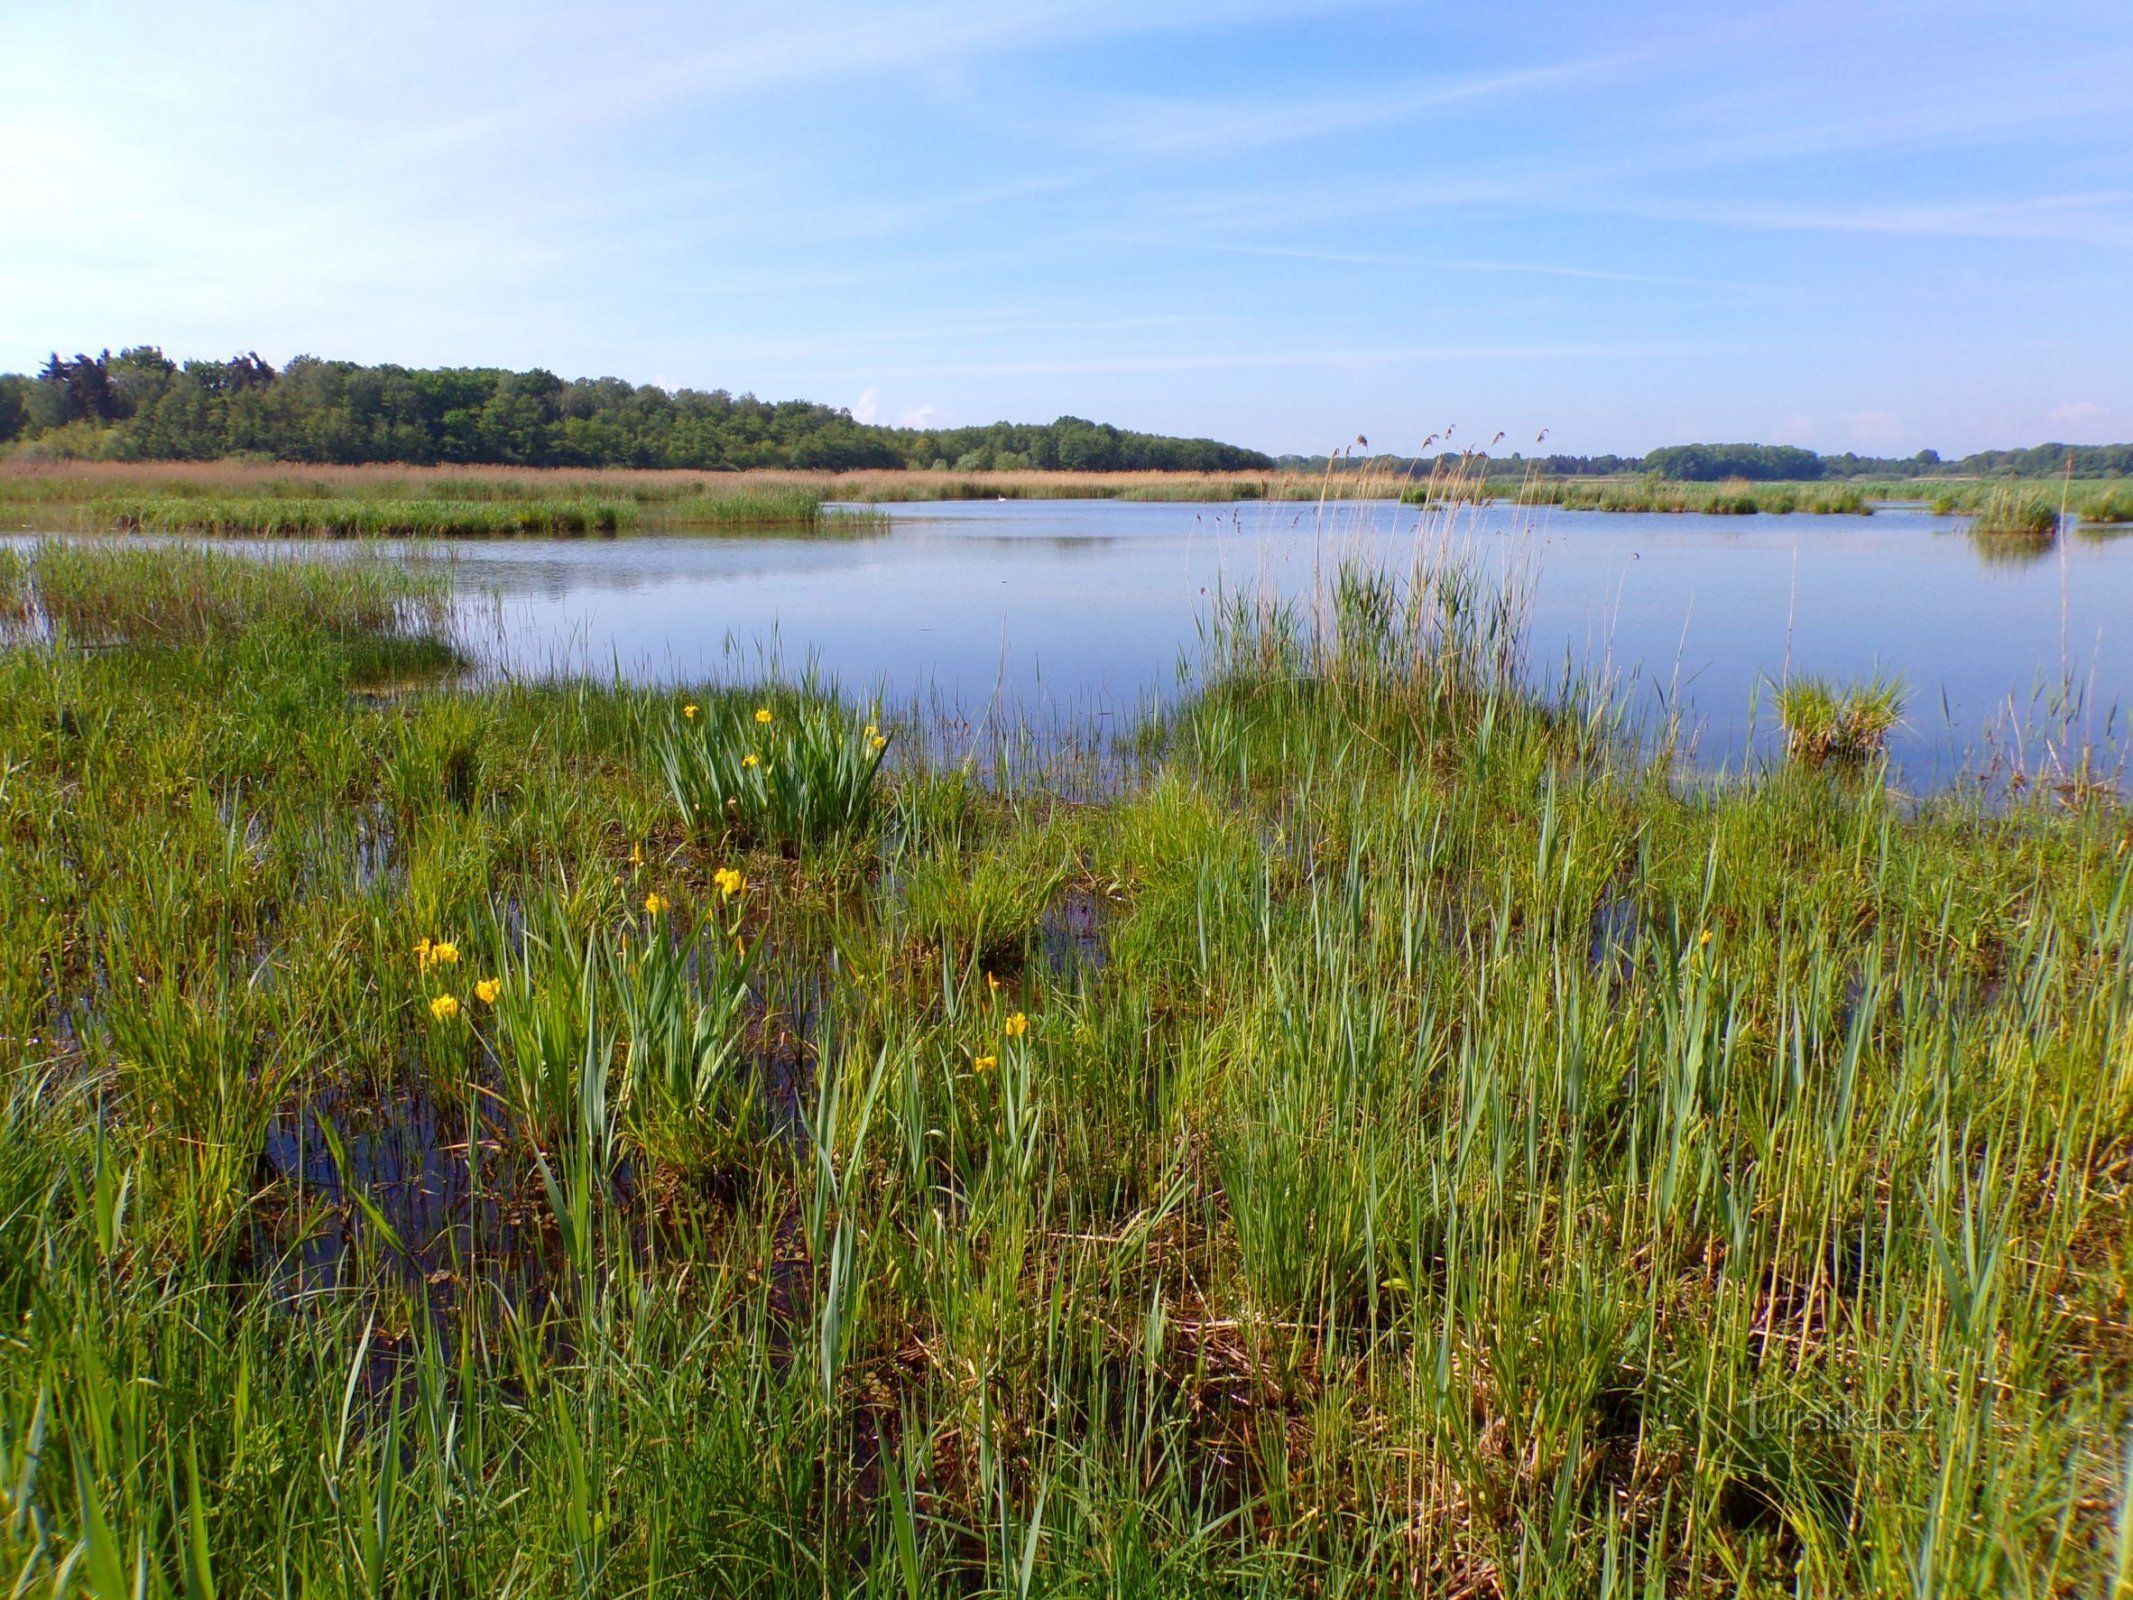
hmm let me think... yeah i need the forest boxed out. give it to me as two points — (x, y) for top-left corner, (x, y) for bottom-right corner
(0, 347), (1275, 473)
(1279, 439), (2133, 480)
(7, 347), (2124, 482)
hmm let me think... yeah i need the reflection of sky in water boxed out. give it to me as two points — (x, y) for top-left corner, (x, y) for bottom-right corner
(10, 500), (2128, 787)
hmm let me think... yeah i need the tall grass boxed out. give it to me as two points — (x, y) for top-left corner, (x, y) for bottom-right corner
(21, 538), (454, 649)
(101, 493), (636, 536)
(656, 695), (892, 852)
(1507, 478), (1875, 515)
(1967, 486), (2062, 540)
(1773, 675), (1904, 767)
(0, 541), (2126, 1594)
(0, 464), (873, 537)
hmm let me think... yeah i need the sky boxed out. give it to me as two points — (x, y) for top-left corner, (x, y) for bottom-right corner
(2, 0), (2130, 458)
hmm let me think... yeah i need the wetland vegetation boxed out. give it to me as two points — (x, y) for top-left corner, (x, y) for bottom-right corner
(0, 541), (2128, 1594)
(0, 464), (874, 539)
(13, 459), (2132, 542)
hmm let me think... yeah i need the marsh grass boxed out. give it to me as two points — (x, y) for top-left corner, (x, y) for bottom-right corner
(1968, 486), (2062, 541)
(0, 540), (2128, 1595)
(0, 462), (874, 538)
(2081, 485), (2133, 525)
(20, 539), (456, 650)
(1507, 478), (1875, 515)
(656, 695), (892, 852)
(1773, 675), (1905, 768)
(0, 545), (26, 626)
(101, 492), (636, 536)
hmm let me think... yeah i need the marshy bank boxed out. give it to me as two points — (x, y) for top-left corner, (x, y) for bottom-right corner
(0, 461), (880, 538)
(10, 457), (2130, 529)
(0, 543), (2129, 1594)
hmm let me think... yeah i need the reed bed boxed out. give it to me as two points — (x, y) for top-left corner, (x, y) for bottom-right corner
(0, 464), (862, 537)
(13, 539), (456, 650)
(1925, 480), (2131, 522)
(1503, 479), (1876, 515)
(0, 542), (2127, 1595)
(2080, 486), (2133, 526)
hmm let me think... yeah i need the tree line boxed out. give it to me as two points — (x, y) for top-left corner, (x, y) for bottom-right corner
(1277, 440), (2133, 480)
(0, 347), (1274, 473)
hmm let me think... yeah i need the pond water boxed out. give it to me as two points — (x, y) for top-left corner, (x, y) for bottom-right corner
(439, 499), (2128, 790)
(13, 499), (2130, 789)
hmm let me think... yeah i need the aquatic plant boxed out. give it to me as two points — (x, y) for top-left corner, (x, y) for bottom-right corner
(22, 538), (454, 648)
(1968, 486), (2061, 541)
(1508, 478), (1875, 515)
(613, 890), (761, 1176)
(655, 696), (892, 852)
(2081, 485), (2133, 525)
(1774, 675), (1905, 767)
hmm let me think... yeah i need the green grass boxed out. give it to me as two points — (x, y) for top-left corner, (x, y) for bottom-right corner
(2081, 486), (2133, 525)
(0, 542), (2127, 1594)
(19, 539), (455, 649)
(1773, 675), (1905, 768)
(656, 695), (893, 853)
(1497, 479), (1876, 515)
(100, 492), (638, 536)
(0, 474), (879, 538)
(1965, 487), (2062, 540)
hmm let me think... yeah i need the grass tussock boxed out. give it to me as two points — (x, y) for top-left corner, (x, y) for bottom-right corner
(1774, 675), (1905, 768)
(1967, 487), (2062, 541)
(0, 542), (2127, 1595)
(656, 695), (893, 853)
(2080, 485), (2133, 525)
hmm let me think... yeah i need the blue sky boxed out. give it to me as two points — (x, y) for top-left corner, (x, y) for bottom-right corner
(3, 0), (2129, 457)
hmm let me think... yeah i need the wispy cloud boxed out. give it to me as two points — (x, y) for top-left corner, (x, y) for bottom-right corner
(0, 0), (2127, 453)
(858, 341), (1691, 379)
(1130, 240), (1759, 293)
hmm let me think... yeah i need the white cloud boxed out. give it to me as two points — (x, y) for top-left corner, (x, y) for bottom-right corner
(851, 386), (880, 423)
(1848, 410), (1909, 451)
(900, 404), (941, 428)
(2044, 400), (2106, 431)
(1773, 413), (1817, 445)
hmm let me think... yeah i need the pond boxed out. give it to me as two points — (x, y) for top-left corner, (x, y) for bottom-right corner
(442, 498), (2129, 790)
(9, 498), (2127, 790)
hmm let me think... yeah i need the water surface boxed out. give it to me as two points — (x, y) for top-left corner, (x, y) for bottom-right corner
(442, 499), (2130, 788)
(13, 499), (2129, 788)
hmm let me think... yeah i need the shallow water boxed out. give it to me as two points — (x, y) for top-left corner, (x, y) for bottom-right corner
(446, 498), (2130, 788)
(12, 499), (2130, 788)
